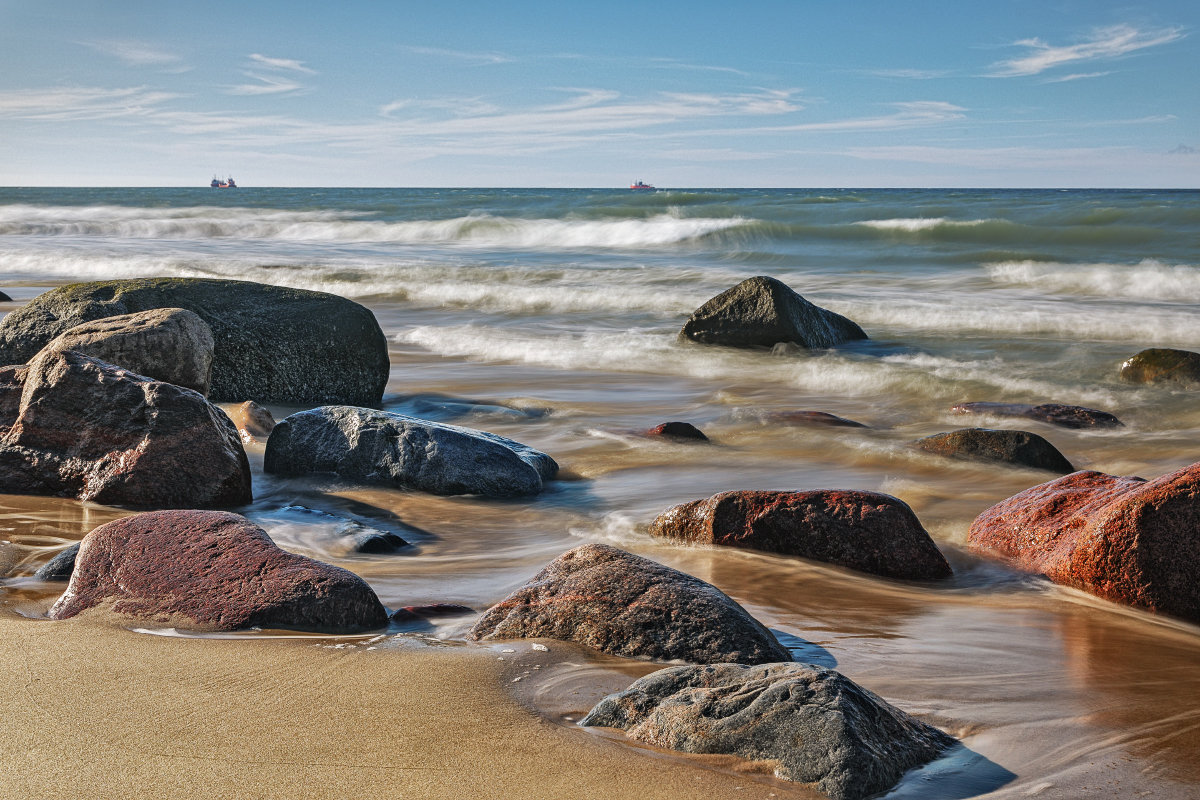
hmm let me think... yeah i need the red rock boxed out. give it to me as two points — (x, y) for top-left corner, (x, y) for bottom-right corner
(649, 490), (951, 580)
(49, 510), (388, 633)
(967, 463), (1200, 622)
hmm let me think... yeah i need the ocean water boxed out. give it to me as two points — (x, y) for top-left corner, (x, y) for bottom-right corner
(1, 186), (1199, 797)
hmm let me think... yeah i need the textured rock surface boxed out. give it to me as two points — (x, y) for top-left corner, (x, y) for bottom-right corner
(228, 400), (276, 442)
(915, 428), (1075, 473)
(581, 662), (954, 800)
(644, 421), (708, 441)
(680, 276), (867, 349)
(1120, 348), (1200, 385)
(49, 510), (388, 632)
(34, 542), (79, 581)
(968, 463), (1200, 622)
(468, 543), (791, 664)
(952, 401), (1123, 429)
(0, 349), (251, 508)
(649, 490), (951, 580)
(264, 406), (558, 498)
(0, 278), (389, 404)
(40, 308), (214, 395)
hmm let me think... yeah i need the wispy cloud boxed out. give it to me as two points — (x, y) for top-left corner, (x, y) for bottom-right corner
(248, 53), (316, 74)
(651, 58), (750, 77)
(754, 101), (965, 134)
(402, 45), (513, 65)
(226, 54), (316, 95)
(863, 68), (951, 80)
(227, 75), (307, 96)
(990, 24), (1184, 77)
(1040, 71), (1111, 83)
(82, 39), (184, 68)
(0, 86), (178, 120)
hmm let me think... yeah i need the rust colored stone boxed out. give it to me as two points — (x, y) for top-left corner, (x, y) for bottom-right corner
(649, 489), (951, 580)
(390, 603), (475, 623)
(644, 421), (708, 441)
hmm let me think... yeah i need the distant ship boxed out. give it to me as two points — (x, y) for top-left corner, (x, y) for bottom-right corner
(629, 180), (654, 190)
(210, 175), (238, 188)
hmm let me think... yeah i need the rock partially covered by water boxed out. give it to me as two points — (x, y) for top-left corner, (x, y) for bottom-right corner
(581, 662), (955, 800)
(468, 543), (791, 664)
(644, 421), (709, 442)
(40, 308), (214, 395)
(680, 276), (868, 349)
(763, 410), (867, 429)
(968, 463), (1200, 623)
(952, 401), (1123, 429)
(49, 510), (388, 633)
(34, 542), (80, 581)
(264, 406), (558, 498)
(1120, 348), (1200, 386)
(0, 349), (251, 508)
(915, 428), (1075, 474)
(228, 400), (277, 443)
(649, 490), (951, 580)
(0, 278), (389, 405)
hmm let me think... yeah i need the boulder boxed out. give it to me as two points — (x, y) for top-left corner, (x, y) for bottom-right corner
(390, 603), (475, 624)
(581, 662), (954, 800)
(264, 406), (557, 498)
(34, 542), (79, 581)
(39, 308), (214, 395)
(0, 291), (11, 302)
(763, 410), (867, 428)
(968, 463), (1200, 622)
(951, 401), (1122, 429)
(680, 276), (867, 349)
(0, 278), (389, 405)
(914, 428), (1074, 473)
(644, 421), (708, 442)
(1120, 348), (1200, 386)
(649, 490), (951, 580)
(49, 510), (388, 633)
(468, 543), (791, 664)
(228, 400), (276, 443)
(0, 349), (251, 508)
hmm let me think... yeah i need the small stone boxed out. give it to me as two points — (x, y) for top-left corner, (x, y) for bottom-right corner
(644, 421), (709, 442)
(34, 542), (80, 581)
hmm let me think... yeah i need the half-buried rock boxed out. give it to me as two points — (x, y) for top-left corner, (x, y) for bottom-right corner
(914, 428), (1074, 474)
(468, 543), (791, 664)
(0, 349), (251, 508)
(680, 276), (867, 349)
(968, 462), (1200, 623)
(49, 510), (388, 633)
(581, 662), (955, 800)
(264, 406), (558, 498)
(951, 401), (1122, 429)
(1120, 348), (1200, 386)
(649, 490), (951, 580)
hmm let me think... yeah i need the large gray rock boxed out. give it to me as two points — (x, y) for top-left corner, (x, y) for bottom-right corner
(581, 662), (954, 800)
(264, 406), (557, 498)
(914, 428), (1075, 474)
(468, 543), (791, 664)
(0, 278), (389, 405)
(40, 308), (214, 395)
(680, 276), (867, 349)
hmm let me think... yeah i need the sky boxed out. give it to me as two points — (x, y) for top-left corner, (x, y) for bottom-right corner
(1, 0), (1197, 187)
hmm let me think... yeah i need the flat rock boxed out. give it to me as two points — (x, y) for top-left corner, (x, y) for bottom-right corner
(49, 510), (388, 633)
(468, 543), (791, 664)
(680, 276), (867, 349)
(264, 406), (558, 498)
(644, 421), (708, 442)
(914, 428), (1075, 473)
(968, 462), (1200, 622)
(0, 349), (251, 508)
(763, 410), (867, 428)
(649, 490), (951, 580)
(1120, 348), (1200, 385)
(0, 278), (389, 405)
(581, 662), (954, 800)
(952, 401), (1123, 429)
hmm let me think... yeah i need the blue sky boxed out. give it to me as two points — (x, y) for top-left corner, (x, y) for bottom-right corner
(1, 1), (1196, 187)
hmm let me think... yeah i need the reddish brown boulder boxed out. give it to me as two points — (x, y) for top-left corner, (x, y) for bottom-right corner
(952, 401), (1122, 429)
(49, 510), (388, 633)
(649, 490), (951, 580)
(644, 421), (708, 442)
(0, 349), (251, 508)
(968, 463), (1200, 622)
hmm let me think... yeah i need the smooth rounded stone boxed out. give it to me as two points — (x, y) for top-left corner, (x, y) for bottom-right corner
(0, 278), (389, 405)
(40, 308), (214, 395)
(468, 543), (791, 664)
(968, 462), (1200, 622)
(1120, 348), (1200, 385)
(228, 400), (276, 443)
(914, 428), (1075, 474)
(951, 401), (1123, 429)
(48, 510), (388, 633)
(34, 542), (80, 581)
(762, 410), (867, 428)
(0, 349), (251, 508)
(0, 291), (11, 302)
(680, 275), (868, 349)
(581, 662), (955, 800)
(649, 490), (951, 580)
(264, 406), (558, 498)
(644, 421), (709, 442)
(348, 529), (409, 554)
(390, 603), (475, 624)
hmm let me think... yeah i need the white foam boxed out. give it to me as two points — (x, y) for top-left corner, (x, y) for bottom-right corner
(856, 217), (990, 232)
(987, 259), (1200, 302)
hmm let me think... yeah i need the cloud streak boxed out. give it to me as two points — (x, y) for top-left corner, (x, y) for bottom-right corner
(83, 39), (184, 68)
(0, 87), (178, 120)
(990, 24), (1184, 77)
(248, 53), (316, 74)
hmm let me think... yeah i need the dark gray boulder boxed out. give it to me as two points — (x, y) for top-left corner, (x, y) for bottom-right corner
(264, 406), (557, 498)
(680, 276), (867, 349)
(581, 662), (954, 800)
(915, 428), (1075, 473)
(0, 278), (389, 405)
(468, 543), (791, 664)
(1120, 348), (1200, 386)
(34, 542), (80, 581)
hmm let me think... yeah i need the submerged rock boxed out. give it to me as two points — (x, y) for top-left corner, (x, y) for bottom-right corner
(649, 490), (951, 580)
(644, 421), (709, 442)
(264, 406), (558, 498)
(390, 603), (475, 624)
(680, 276), (867, 349)
(468, 543), (791, 664)
(1120, 348), (1200, 386)
(968, 462), (1200, 623)
(952, 401), (1123, 429)
(762, 410), (867, 429)
(34, 542), (80, 581)
(914, 428), (1075, 473)
(49, 510), (388, 633)
(581, 662), (954, 800)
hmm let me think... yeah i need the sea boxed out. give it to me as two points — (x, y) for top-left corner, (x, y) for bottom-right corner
(1, 186), (1199, 798)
